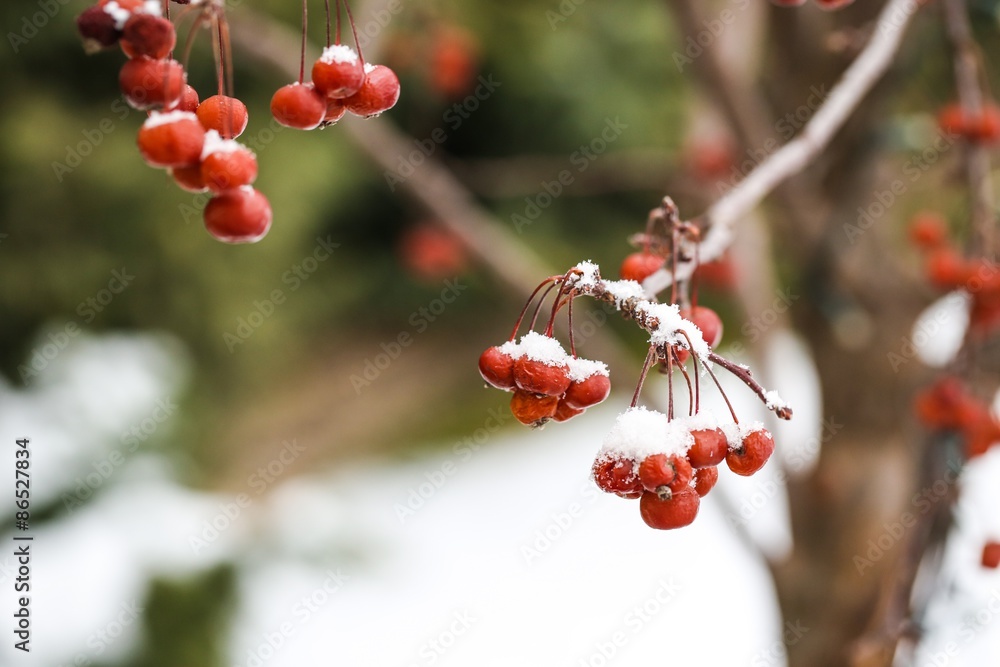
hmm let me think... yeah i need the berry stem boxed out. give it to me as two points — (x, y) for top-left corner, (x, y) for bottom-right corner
(299, 0), (308, 84)
(666, 345), (675, 420)
(672, 349), (694, 417)
(676, 332), (701, 414)
(211, 15), (225, 98)
(508, 277), (558, 341)
(529, 282), (559, 332)
(567, 290), (578, 357)
(342, 0), (364, 65)
(324, 0), (332, 47)
(335, 0), (342, 45)
(630, 347), (657, 409)
(703, 359), (739, 425)
(709, 352), (793, 420)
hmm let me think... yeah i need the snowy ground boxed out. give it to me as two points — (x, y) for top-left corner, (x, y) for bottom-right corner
(0, 331), (997, 667)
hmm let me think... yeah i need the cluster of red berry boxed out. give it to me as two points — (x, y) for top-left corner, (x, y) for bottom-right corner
(480, 331), (611, 426)
(910, 213), (1000, 337)
(271, 44), (400, 130)
(770, 0), (855, 10)
(593, 409), (775, 530)
(914, 377), (1000, 460)
(938, 102), (1000, 144)
(76, 0), (271, 243)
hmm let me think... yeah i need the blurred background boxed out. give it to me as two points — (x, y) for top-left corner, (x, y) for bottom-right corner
(2, 0), (1000, 665)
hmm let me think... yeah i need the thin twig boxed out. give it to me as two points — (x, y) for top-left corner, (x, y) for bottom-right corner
(644, 0), (923, 295)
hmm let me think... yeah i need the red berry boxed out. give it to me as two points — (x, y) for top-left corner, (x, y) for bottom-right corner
(201, 143), (258, 194)
(170, 164), (207, 192)
(271, 83), (326, 130)
(510, 390), (558, 427)
(908, 213), (948, 250)
(693, 467), (719, 497)
(196, 95), (249, 139)
(136, 111), (205, 168)
(688, 428), (728, 468)
(983, 541), (1000, 569)
(478, 346), (515, 390)
(814, 0), (855, 9)
(619, 251), (664, 283)
(398, 224), (467, 281)
(693, 257), (737, 292)
(638, 454), (675, 492)
(666, 454), (693, 492)
(939, 103), (1000, 144)
(926, 249), (968, 289)
(203, 186), (272, 244)
(592, 457), (642, 497)
(322, 98), (347, 127)
(121, 13), (175, 59)
(562, 374), (611, 409)
(681, 306), (723, 348)
(76, 5), (122, 52)
(553, 400), (584, 423)
(120, 57), (186, 110)
(513, 357), (571, 396)
(168, 84), (200, 113)
(344, 64), (401, 117)
(726, 429), (775, 476)
(312, 45), (366, 99)
(98, 0), (146, 10)
(429, 27), (479, 99)
(639, 489), (700, 530)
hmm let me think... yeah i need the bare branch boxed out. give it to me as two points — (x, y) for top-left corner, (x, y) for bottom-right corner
(644, 0), (922, 296)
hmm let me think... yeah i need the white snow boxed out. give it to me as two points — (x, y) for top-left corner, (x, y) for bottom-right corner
(319, 44), (360, 65)
(201, 130), (251, 160)
(102, 1), (131, 30)
(912, 290), (971, 368)
(143, 110), (199, 130)
(566, 357), (608, 382)
(500, 331), (606, 379)
(595, 407), (755, 463)
(763, 390), (790, 413)
(363, 62), (378, 74)
(635, 301), (711, 360)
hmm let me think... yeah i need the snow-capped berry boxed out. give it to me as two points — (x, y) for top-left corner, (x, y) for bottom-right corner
(687, 428), (728, 468)
(344, 64), (401, 117)
(203, 186), (272, 244)
(121, 13), (176, 59)
(562, 374), (611, 409)
(197, 95), (249, 139)
(136, 111), (205, 168)
(513, 357), (571, 396)
(638, 454), (675, 492)
(693, 466), (718, 497)
(168, 84), (200, 113)
(322, 98), (347, 127)
(593, 457), (642, 497)
(170, 164), (207, 192)
(312, 44), (366, 99)
(271, 83), (326, 130)
(619, 251), (664, 283)
(681, 306), (723, 348)
(726, 429), (775, 476)
(908, 213), (948, 249)
(553, 400), (584, 423)
(666, 454), (693, 493)
(76, 5), (122, 52)
(478, 346), (515, 390)
(639, 488), (700, 530)
(983, 541), (1000, 569)
(201, 143), (258, 194)
(98, 0), (147, 11)
(510, 390), (558, 427)
(120, 57), (186, 110)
